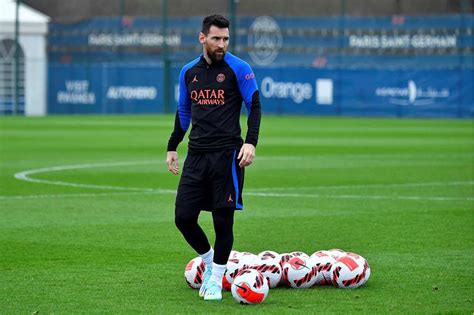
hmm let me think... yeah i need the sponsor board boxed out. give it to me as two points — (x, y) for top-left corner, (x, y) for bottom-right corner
(260, 77), (334, 106)
(260, 77), (312, 104)
(57, 80), (96, 105)
(49, 64), (471, 117)
(375, 80), (450, 106)
(106, 86), (157, 100)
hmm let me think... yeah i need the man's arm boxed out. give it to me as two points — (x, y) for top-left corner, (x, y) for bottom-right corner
(166, 67), (191, 175)
(238, 90), (261, 168)
(223, 55), (262, 167)
(167, 111), (187, 152)
(234, 60), (260, 168)
(244, 90), (261, 148)
(166, 112), (185, 175)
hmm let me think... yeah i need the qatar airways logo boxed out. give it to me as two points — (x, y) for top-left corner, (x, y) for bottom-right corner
(376, 80), (449, 106)
(190, 89), (225, 105)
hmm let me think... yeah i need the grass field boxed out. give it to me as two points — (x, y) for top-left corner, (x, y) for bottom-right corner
(0, 114), (472, 313)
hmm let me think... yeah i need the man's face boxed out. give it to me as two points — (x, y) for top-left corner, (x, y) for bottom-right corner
(200, 25), (229, 62)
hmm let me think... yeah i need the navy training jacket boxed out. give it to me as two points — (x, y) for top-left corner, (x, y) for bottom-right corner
(167, 52), (261, 152)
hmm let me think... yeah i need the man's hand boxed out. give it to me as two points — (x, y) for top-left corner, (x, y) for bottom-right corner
(237, 143), (256, 168)
(166, 151), (179, 175)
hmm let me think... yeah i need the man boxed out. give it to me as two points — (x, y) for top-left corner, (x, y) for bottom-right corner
(166, 14), (261, 301)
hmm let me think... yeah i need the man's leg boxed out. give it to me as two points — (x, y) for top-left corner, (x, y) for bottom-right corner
(175, 206), (214, 297)
(212, 208), (235, 265)
(204, 208), (235, 301)
(175, 206), (211, 254)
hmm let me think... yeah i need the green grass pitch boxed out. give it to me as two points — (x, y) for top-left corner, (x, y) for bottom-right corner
(0, 114), (472, 313)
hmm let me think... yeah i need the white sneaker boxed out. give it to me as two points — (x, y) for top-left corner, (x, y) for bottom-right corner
(199, 266), (212, 298)
(203, 280), (222, 301)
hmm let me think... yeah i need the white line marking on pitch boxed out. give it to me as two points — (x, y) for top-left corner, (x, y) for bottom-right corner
(1, 190), (472, 202)
(9, 160), (473, 202)
(250, 181), (474, 191)
(0, 190), (173, 200)
(245, 192), (474, 202)
(14, 160), (158, 191)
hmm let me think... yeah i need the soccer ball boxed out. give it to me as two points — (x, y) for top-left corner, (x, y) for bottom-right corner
(330, 253), (370, 289)
(184, 257), (205, 289)
(231, 269), (269, 304)
(258, 250), (280, 261)
(250, 259), (282, 288)
(310, 251), (336, 286)
(282, 256), (318, 288)
(345, 252), (371, 286)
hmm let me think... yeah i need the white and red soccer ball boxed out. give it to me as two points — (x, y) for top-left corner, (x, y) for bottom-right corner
(184, 257), (205, 289)
(231, 269), (269, 304)
(330, 253), (371, 289)
(185, 256), (230, 290)
(282, 256), (318, 288)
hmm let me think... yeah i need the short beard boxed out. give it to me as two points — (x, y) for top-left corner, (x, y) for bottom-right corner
(207, 47), (225, 63)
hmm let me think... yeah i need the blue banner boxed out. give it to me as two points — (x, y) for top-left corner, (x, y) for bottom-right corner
(253, 68), (472, 117)
(49, 63), (473, 118)
(49, 63), (163, 114)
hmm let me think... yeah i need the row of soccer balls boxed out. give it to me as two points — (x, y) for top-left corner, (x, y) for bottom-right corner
(185, 249), (371, 304)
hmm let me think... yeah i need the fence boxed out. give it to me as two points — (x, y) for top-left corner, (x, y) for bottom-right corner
(47, 14), (473, 117)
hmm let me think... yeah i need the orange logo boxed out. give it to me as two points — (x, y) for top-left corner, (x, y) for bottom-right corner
(228, 194), (233, 202)
(192, 75), (198, 83)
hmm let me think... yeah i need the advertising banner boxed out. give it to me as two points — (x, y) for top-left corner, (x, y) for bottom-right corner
(49, 64), (473, 118)
(49, 64), (164, 114)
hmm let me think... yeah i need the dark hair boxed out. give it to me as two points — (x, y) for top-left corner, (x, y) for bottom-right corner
(201, 14), (230, 35)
